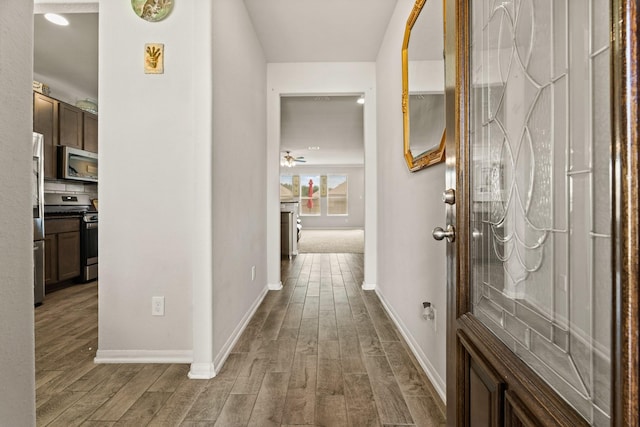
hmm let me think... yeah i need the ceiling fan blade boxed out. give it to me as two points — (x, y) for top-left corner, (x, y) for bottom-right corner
(296, 158), (307, 163)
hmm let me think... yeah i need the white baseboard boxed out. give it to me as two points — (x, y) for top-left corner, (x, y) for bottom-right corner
(361, 281), (376, 290)
(95, 285), (269, 379)
(375, 289), (446, 403)
(211, 285), (269, 372)
(268, 281), (283, 291)
(94, 349), (193, 364)
(188, 362), (216, 379)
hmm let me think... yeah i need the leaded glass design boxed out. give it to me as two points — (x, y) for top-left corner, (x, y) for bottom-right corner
(468, 0), (611, 424)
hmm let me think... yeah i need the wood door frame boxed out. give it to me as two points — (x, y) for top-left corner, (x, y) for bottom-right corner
(444, 0), (640, 425)
(611, 1), (640, 425)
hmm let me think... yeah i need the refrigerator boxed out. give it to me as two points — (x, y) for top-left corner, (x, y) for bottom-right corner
(33, 132), (45, 305)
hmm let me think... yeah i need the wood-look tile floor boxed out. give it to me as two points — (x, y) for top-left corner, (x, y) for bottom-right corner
(35, 253), (446, 426)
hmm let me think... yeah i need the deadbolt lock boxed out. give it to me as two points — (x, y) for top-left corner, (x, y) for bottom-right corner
(442, 189), (455, 204)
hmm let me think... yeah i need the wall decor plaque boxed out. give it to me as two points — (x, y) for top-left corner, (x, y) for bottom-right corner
(144, 43), (164, 74)
(131, 0), (173, 22)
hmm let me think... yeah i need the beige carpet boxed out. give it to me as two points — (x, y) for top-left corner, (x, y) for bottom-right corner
(297, 229), (364, 253)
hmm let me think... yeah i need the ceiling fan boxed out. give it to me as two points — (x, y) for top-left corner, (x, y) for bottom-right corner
(281, 151), (306, 167)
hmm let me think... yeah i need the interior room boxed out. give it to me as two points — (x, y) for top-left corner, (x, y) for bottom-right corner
(1, 0), (635, 425)
(279, 95), (365, 254)
(20, 1), (448, 424)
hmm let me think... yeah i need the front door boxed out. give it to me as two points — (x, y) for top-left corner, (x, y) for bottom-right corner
(441, 0), (639, 425)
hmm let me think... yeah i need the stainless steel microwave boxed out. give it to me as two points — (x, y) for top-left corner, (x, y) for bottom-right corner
(58, 146), (98, 182)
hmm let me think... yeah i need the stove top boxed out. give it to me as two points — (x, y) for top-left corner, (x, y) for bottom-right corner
(44, 193), (95, 215)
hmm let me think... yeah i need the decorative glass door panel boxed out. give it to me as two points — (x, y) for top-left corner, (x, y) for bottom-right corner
(468, 0), (611, 424)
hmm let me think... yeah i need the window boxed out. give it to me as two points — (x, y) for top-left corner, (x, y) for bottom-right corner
(299, 175), (320, 216)
(327, 175), (348, 215)
(280, 175), (296, 201)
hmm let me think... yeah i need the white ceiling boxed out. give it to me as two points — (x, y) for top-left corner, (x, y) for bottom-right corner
(33, 12), (98, 101)
(244, 0), (398, 63)
(32, 1), (448, 166)
(281, 96), (365, 166)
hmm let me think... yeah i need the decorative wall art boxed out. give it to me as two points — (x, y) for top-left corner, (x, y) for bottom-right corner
(320, 175), (327, 197)
(131, 0), (174, 22)
(144, 43), (164, 74)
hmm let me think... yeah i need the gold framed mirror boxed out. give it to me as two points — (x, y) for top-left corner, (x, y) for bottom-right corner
(402, 0), (446, 172)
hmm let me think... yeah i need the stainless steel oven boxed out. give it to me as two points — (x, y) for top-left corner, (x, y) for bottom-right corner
(44, 193), (98, 283)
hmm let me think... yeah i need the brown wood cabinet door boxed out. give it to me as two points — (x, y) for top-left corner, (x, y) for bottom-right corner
(442, 0), (638, 426)
(44, 234), (57, 286)
(59, 103), (83, 149)
(57, 231), (80, 281)
(33, 93), (58, 179)
(83, 112), (98, 153)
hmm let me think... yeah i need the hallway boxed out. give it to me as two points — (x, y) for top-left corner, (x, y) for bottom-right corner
(35, 253), (445, 426)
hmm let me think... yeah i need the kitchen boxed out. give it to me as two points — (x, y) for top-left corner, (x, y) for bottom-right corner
(32, 11), (99, 303)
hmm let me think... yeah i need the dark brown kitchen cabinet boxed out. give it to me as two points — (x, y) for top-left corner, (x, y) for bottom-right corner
(44, 218), (81, 286)
(33, 92), (99, 178)
(83, 112), (98, 153)
(58, 103), (83, 149)
(33, 93), (59, 179)
(43, 234), (57, 284)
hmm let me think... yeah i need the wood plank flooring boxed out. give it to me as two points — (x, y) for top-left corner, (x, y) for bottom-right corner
(35, 253), (446, 426)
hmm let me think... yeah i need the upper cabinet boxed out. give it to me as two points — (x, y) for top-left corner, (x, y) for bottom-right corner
(33, 92), (98, 179)
(33, 93), (59, 179)
(59, 103), (84, 149)
(83, 112), (98, 153)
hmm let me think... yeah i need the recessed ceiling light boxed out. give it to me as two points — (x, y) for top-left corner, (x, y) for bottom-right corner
(357, 96), (365, 105)
(44, 13), (69, 26)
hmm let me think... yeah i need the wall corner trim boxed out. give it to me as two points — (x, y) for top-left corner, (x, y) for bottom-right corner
(361, 282), (377, 290)
(268, 281), (283, 291)
(188, 362), (217, 379)
(211, 285), (269, 373)
(94, 349), (193, 364)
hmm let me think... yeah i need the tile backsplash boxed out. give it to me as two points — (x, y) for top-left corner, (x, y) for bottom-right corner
(44, 180), (98, 200)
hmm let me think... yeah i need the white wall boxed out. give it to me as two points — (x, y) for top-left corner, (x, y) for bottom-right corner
(210, 0), (268, 368)
(267, 63), (378, 289)
(0, 0), (36, 424)
(282, 166), (365, 229)
(97, 0), (268, 379)
(375, 0), (447, 400)
(97, 1), (202, 362)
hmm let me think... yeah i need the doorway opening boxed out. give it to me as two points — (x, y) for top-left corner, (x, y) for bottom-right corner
(279, 95), (365, 256)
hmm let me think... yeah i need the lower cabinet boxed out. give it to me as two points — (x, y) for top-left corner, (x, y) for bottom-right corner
(45, 218), (81, 286)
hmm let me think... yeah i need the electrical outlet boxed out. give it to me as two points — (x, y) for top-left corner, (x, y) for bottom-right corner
(251, 266), (256, 281)
(152, 296), (165, 316)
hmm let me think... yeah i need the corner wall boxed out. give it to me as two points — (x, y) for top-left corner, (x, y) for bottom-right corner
(210, 0), (268, 367)
(98, 1), (202, 361)
(97, 0), (268, 376)
(0, 0), (36, 424)
(375, 0), (447, 399)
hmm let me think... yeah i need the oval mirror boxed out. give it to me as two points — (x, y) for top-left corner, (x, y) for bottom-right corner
(402, 0), (446, 172)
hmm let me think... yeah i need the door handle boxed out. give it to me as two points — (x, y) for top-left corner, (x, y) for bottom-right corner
(432, 225), (456, 242)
